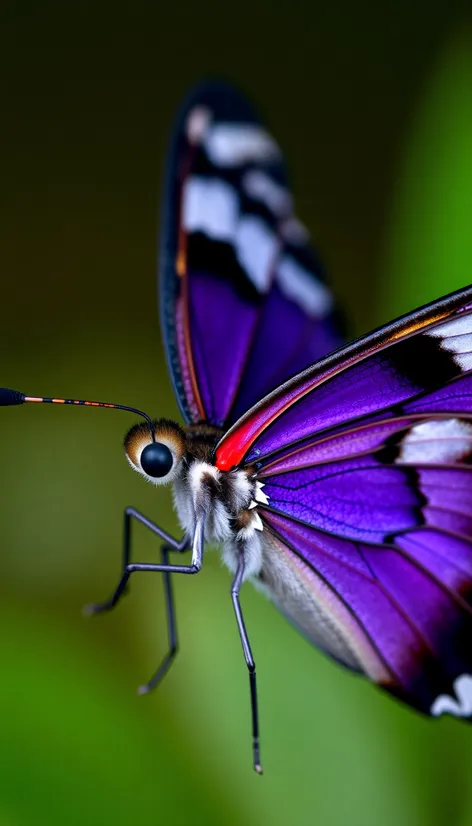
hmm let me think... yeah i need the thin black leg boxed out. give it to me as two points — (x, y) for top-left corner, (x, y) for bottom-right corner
(231, 552), (262, 775)
(83, 509), (203, 693)
(137, 545), (179, 695)
(122, 506), (190, 570)
(83, 506), (190, 615)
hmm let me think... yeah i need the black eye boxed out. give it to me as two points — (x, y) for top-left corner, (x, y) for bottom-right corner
(140, 442), (174, 478)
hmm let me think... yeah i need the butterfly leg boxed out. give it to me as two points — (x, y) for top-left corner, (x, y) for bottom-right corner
(84, 510), (203, 692)
(231, 551), (262, 774)
(84, 506), (190, 615)
(137, 544), (180, 696)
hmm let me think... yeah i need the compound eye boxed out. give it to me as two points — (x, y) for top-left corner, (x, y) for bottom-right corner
(124, 418), (185, 485)
(140, 442), (173, 478)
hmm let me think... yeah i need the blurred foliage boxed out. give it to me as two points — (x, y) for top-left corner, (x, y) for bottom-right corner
(0, 4), (471, 826)
(381, 25), (472, 319)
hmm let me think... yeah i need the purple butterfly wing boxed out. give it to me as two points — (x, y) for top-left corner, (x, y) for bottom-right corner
(261, 512), (472, 716)
(215, 286), (472, 468)
(159, 81), (342, 426)
(216, 286), (472, 718)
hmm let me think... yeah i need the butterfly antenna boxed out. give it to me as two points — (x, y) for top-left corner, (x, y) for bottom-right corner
(0, 388), (156, 440)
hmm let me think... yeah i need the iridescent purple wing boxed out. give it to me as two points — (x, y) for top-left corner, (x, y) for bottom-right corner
(216, 285), (472, 719)
(159, 81), (342, 426)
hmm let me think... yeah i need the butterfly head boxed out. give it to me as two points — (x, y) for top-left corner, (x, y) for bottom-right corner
(124, 419), (186, 485)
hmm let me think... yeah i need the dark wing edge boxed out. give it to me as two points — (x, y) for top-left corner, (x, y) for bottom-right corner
(158, 80), (343, 426)
(159, 83), (204, 423)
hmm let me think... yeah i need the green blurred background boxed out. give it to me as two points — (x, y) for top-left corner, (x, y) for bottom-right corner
(0, 2), (471, 824)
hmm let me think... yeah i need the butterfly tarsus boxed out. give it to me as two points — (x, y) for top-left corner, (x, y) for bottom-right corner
(231, 551), (263, 775)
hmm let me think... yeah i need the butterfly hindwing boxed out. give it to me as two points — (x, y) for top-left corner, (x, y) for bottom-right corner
(261, 509), (472, 717)
(159, 81), (343, 427)
(215, 285), (472, 719)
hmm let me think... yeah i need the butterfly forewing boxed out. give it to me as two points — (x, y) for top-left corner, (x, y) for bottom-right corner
(215, 286), (472, 719)
(159, 81), (343, 427)
(215, 286), (472, 468)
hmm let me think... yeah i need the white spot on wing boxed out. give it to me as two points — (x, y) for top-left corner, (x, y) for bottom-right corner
(181, 175), (330, 318)
(442, 334), (472, 353)
(429, 316), (472, 337)
(277, 255), (333, 317)
(235, 216), (279, 292)
(242, 170), (293, 216)
(428, 316), (472, 371)
(186, 106), (211, 145)
(252, 512), (264, 532)
(204, 123), (281, 167)
(182, 177), (238, 241)
(255, 481), (270, 505)
(431, 674), (472, 717)
(397, 418), (472, 464)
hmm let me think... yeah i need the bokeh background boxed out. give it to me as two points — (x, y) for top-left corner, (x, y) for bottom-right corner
(0, 2), (471, 825)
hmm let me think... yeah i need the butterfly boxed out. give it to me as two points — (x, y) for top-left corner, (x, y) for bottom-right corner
(2, 81), (472, 774)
